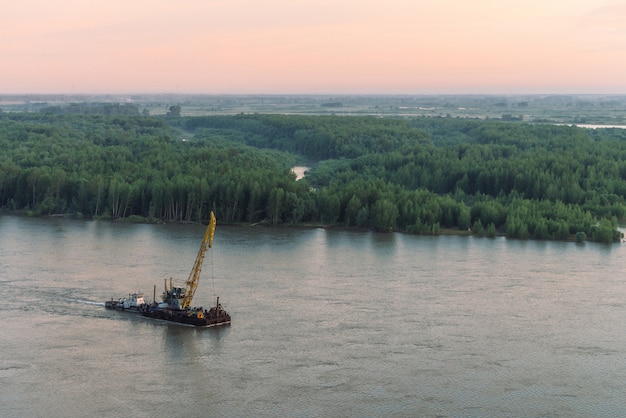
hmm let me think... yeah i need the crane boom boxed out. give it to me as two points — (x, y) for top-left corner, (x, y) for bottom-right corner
(181, 211), (216, 309)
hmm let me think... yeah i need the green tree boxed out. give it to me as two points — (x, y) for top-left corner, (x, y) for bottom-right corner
(457, 202), (471, 230)
(167, 105), (181, 117)
(345, 195), (363, 227)
(267, 187), (285, 226)
(372, 199), (398, 232)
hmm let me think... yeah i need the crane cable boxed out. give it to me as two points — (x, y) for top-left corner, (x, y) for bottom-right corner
(210, 246), (216, 297)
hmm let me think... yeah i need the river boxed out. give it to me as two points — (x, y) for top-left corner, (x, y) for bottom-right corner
(0, 215), (625, 417)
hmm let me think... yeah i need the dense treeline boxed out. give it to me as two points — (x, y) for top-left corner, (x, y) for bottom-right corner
(179, 114), (430, 160)
(40, 102), (144, 116)
(178, 114), (626, 242)
(0, 113), (307, 224)
(1, 112), (624, 243)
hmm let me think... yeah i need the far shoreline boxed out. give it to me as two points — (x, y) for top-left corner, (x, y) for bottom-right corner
(0, 210), (616, 244)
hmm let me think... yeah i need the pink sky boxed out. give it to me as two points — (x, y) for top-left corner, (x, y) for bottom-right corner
(2, 0), (625, 94)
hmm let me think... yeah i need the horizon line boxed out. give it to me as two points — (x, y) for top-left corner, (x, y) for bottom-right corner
(2, 92), (626, 98)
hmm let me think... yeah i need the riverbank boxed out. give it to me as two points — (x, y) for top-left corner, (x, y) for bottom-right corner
(2, 209), (618, 244)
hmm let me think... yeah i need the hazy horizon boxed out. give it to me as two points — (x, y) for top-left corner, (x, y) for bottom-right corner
(3, 1), (626, 95)
(3, 92), (626, 98)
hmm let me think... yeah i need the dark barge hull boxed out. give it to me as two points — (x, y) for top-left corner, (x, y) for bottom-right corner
(141, 309), (231, 328)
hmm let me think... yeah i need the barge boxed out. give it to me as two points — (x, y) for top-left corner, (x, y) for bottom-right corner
(105, 211), (231, 327)
(140, 296), (231, 327)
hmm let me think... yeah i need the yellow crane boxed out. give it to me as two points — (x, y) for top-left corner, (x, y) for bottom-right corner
(182, 211), (216, 309)
(162, 211), (216, 310)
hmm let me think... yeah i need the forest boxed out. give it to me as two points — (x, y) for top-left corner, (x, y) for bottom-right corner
(1, 108), (625, 243)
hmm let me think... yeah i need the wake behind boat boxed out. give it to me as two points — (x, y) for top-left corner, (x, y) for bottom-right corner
(104, 211), (231, 328)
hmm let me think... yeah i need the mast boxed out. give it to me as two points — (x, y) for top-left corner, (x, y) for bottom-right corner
(181, 211), (216, 309)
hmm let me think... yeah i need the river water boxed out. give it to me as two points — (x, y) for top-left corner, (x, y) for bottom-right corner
(0, 215), (624, 417)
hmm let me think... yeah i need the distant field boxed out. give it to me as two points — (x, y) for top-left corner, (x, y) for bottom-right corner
(1, 94), (625, 125)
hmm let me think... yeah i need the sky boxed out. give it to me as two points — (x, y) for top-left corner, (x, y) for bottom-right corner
(2, 0), (626, 95)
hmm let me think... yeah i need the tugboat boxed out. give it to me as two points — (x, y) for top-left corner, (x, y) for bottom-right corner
(104, 292), (146, 312)
(105, 211), (231, 328)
